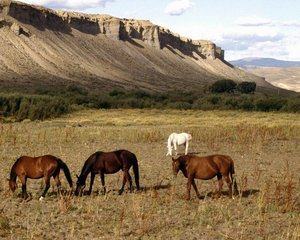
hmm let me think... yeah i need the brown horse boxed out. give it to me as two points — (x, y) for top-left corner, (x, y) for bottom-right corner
(8, 155), (73, 200)
(75, 150), (140, 196)
(172, 154), (238, 200)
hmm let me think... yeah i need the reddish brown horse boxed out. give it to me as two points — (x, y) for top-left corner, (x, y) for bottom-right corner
(172, 154), (238, 200)
(75, 150), (140, 196)
(9, 155), (73, 200)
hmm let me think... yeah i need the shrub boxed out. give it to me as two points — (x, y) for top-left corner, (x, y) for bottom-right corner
(210, 79), (237, 93)
(237, 82), (257, 94)
(255, 98), (287, 112)
(0, 94), (70, 120)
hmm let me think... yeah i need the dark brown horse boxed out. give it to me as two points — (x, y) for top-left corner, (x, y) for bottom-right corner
(172, 154), (238, 200)
(9, 155), (73, 200)
(75, 150), (140, 196)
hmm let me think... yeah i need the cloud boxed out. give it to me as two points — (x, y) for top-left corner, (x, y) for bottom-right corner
(280, 21), (300, 27)
(236, 16), (272, 27)
(22, 0), (114, 10)
(236, 16), (300, 28)
(165, 0), (194, 16)
(218, 32), (285, 51)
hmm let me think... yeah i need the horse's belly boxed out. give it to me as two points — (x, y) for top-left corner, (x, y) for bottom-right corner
(104, 167), (121, 174)
(194, 172), (216, 180)
(177, 139), (185, 146)
(26, 173), (44, 179)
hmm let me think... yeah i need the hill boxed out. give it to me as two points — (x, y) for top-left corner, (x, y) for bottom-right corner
(249, 67), (300, 92)
(0, 1), (272, 94)
(230, 57), (300, 69)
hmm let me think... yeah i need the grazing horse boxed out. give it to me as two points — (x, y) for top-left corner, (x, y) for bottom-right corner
(166, 133), (192, 156)
(8, 155), (73, 200)
(172, 154), (238, 200)
(75, 150), (140, 196)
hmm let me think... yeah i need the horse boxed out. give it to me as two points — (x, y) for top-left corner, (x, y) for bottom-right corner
(75, 150), (140, 196)
(166, 133), (192, 156)
(8, 155), (73, 200)
(172, 154), (238, 200)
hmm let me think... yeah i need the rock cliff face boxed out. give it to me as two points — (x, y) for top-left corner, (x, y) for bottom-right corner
(0, 1), (272, 93)
(2, 1), (224, 60)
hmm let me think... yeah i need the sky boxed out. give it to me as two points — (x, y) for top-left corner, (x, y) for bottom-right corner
(22, 0), (300, 61)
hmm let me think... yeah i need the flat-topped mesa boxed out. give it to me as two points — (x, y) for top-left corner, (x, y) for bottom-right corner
(1, 1), (225, 60)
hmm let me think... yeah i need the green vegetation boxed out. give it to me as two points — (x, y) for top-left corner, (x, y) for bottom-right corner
(237, 81), (257, 94)
(0, 85), (299, 121)
(210, 79), (237, 93)
(210, 79), (257, 94)
(0, 94), (70, 121)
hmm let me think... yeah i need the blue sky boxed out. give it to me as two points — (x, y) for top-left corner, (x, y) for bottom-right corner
(23, 0), (300, 61)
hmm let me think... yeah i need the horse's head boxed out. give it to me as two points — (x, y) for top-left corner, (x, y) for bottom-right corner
(8, 179), (17, 192)
(172, 157), (180, 177)
(74, 175), (86, 196)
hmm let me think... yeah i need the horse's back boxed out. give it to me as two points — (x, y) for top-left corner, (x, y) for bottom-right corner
(95, 150), (136, 173)
(185, 154), (234, 179)
(13, 155), (59, 178)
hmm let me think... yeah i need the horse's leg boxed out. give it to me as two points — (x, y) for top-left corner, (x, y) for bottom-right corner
(186, 174), (193, 200)
(53, 171), (62, 194)
(87, 173), (95, 195)
(217, 174), (223, 196)
(40, 175), (51, 200)
(191, 179), (201, 199)
(100, 172), (106, 195)
(20, 175), (28, 199)
(125, 170), (133, 193)
(174, 142), (178, 156)
(119, 171), (127, 195)
(185, 141), (189, 155)
(224, 175), (233, 198)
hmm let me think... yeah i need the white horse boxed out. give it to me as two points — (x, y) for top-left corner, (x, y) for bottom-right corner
(166, 133), (192, 156)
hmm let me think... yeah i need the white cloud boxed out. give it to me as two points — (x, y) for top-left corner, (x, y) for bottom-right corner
(22, 0), (114, 10)
(236, 16), (272, 27)
(219, 32), (284, 51)
(236, 16), (300, 28)
(172, 24), (299, 61)
(165, 0), (194, 16)
(280, 21), (300, 27)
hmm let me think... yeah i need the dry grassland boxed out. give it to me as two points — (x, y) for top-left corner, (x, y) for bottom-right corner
(0, 109), (299, 239)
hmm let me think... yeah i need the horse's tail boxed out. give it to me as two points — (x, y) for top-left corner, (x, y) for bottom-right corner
(57, 159), (73, 188)
(131, 154), (140, 190)
(230, 160), (238, 195)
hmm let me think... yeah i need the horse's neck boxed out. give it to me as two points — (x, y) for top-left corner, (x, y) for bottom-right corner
(10, 167), (17, 181)
(80, 163), (92, 180)
(179, 158), (188, 175)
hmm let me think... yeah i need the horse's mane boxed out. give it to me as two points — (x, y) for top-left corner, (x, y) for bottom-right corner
(80, 152), (101, 178)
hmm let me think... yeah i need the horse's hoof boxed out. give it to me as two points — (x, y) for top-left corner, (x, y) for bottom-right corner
(39, 196), (44, 201)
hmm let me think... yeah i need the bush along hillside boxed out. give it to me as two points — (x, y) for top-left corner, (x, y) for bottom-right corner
(0, 83), (299, 121)
(0, 94), (70, 121)
(210, 79), (257, 94)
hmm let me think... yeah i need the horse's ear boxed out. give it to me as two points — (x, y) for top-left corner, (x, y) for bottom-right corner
(76, 174), (79, 179)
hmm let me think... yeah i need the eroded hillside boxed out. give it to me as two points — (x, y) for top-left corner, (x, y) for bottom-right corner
(0, 1), (271, 93)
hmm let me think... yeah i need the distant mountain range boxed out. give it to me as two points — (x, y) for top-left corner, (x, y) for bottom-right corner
(230, 58), (300, 69)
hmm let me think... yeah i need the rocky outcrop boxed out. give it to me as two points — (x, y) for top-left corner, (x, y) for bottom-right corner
(2, 1), (224, 60)
(0, 1), (273, 93)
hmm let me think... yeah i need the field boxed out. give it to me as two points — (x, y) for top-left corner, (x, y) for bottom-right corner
(0, 109), (299, 239)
